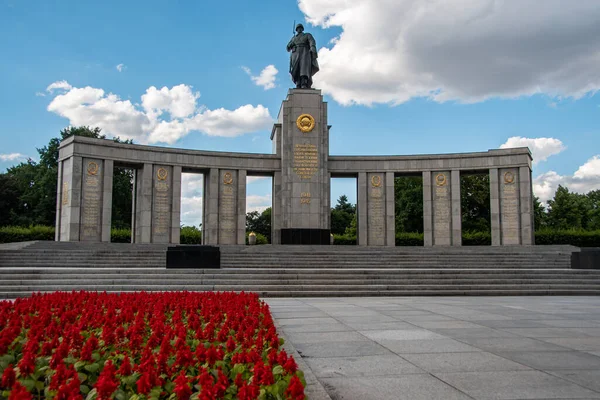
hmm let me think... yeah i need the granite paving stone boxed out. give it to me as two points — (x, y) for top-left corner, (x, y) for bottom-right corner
(304, 354), (424, 378)
(400, 351), (532, 373)
(496, 351), (600, 371)
(548, 370), (600, 393)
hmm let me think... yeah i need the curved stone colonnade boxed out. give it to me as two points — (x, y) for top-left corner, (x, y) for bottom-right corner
(56, 89), (533, 246)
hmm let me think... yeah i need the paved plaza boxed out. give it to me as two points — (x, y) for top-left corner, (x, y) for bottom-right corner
(266, 296), (600, 400)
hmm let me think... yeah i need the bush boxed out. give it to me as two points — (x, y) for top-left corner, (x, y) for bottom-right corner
(535, 229), (600, 247)
(462, 231), (491, 246)
(396, 232), (424, 246)
(110, 228), (131, 243)
(332, 234), (356, 245)
(180, 225), (202, 244)
(246, 232), (269, 245)
(0, 225), (55, 243)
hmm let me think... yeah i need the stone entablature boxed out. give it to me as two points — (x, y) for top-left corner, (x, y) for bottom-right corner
(56, 89), (533, 246)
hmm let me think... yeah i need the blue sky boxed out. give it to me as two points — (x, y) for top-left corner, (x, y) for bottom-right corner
(1, 0), (599, 227)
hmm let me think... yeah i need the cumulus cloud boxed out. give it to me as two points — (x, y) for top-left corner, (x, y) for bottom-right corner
(181, 173), (204, 227)
(533, 155), (600, 203)
(0, 153), (26, 162)
(242, 65), (278, 90)
(116, 63), (126, 72)
(247, 194), (272, 213)
(500, 137), (566, 164)
(298, 0), (600, 105)
(46, 81), (273, 144)
(46, 80), (73, 93)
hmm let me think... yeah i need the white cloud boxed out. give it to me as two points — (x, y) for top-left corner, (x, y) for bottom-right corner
(247, 194), (272, 213)
(533, 155), (600, 203)
(242, 65), (278, 90)
(0, 153), (26, 162)
(247, 176), (269, 183)
(46, 80), (72, 93)
(116, 64), (126, 72)
(500, 137), (566, 164)
(181, 196), (203, 227)
(298, 0), (600, 106)
(35, 92), (46, 97)
(46, 80), (273, 144)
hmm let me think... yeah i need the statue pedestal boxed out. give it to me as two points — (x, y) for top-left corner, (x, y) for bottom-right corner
(271, 89), (331, 244)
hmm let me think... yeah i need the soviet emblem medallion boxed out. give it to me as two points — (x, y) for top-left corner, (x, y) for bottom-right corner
(504, 171), (515, 184)
(223, 172), (234, 185)
(435, 173), (447, 186)
(296, 114), (315, 133)
(157, 168), (168, 181)
(87, 161), (99, 175)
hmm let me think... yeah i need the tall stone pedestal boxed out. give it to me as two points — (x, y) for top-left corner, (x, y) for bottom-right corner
(271, 89), (331, 244)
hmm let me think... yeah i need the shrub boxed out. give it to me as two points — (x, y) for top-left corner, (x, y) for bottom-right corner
(535, 229), (600, 247)
(462, 231), (491, 246)
(246, 232), (269, 245)
(332, 234), (356, 245)
(0, 292), (306, 399)
(0, 225), (55, 243)
(110, 228), (131, 243)
(180, 225), (202, 244)
(396, 232), (424, 246)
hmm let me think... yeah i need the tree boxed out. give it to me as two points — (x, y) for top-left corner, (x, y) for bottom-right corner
(0, 174), (21, 226)
(395, 177), (423, 233)
(547, 185), (590, 230)
(533, 196), (548, 231)
(587, 190), (600, 231)
(246, 207), (272, 242)
(461, 174), (491, 233)
(331, 195), (356, 235)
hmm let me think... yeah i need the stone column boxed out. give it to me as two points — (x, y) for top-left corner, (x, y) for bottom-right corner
(130, 169), (137, 243)
(276, 89), (331, 244)
(80, 158), (105, 242)
(58, 156), (83, 241)
(431, 171), (453, 246)
(55, 160), (63, 241)
(423, 171), (433, 247)
(498, 168), (521, 245)
(271, 171), (282, 245)
(451, 170), (462, 246)
(385, 172), (396, 247)
(203, 168), (219, 245)
(171, 166), (182, 244)
(489, 168), (501, 246)
(134, 163), (152, 243)
(236, 170), (247, 245)
(520, 166), (534, 245)
(357, 172), (368, 246)
(101, 160), (114, 242)
(151, 165), (173, 243)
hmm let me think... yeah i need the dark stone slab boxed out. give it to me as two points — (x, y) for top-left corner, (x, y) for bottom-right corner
(166, 245), (220, 269)
(572, 248), (600, 269)
(281, 228), (331, 245)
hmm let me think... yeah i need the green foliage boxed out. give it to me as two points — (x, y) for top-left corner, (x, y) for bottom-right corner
(246, 207), (271, 242)
(535, 229), (600, 247)
(332, 234), (356, 245)
(547, 186), (591, 230)
(331, 195), (356, 235)
(395, 232), (424, 246)
(180, 225), (202, 244)
(344, 215), (357, 236)
(111, 168), (134, 229)
(110, 228), (131, 243)
(533, 196), (548, 230)
(245, 232), (268, 245)
(395, 176), (423, 233)
(0, 225), (55, 243)
(462, 231), (491, 246)
(461, 174), (491, 233)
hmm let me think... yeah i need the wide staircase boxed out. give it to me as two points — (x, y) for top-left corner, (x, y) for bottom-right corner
(0, 241), (598, 298)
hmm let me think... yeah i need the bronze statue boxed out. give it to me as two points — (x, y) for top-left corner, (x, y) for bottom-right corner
(287, 23), (319, 89)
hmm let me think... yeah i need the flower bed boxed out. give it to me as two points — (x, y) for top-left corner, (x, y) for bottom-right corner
(0, 292), (305, 399)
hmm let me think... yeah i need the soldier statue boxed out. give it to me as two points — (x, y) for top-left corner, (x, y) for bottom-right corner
(287, 23), (319, 89)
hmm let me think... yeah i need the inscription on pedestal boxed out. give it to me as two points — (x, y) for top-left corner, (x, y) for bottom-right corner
(367, 174), (385, 245)
(500, 169), (520, 244)
(293, 143), (318, 179)
(219, 171), (237, 244)
(153, 166), (172, 240)
(81, 160), (102, 241)
(432, 172), (451, 244)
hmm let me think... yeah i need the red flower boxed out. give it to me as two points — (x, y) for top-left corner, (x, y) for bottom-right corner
(173, 372), (192, 400)
(17, 351), (35, 375)
(284, 356), (298, 374)
(117, 355), (132, 376)
(8, 382), (32, 400)
(285, 376), (305, 400)
(136, 371), (153, 394)
(95, 360), (119, 400)
(1, 364), (16, 388)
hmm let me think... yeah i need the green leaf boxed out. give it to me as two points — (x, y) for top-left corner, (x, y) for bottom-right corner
(74, 361), (87, 370)
(84, 363), (100, 373)
(21, 378), (36, 391)
(78, 372), (88, 383)
(272, 365), (284, 375)
(80, 384), (90, 394)
(85, 388), (98, 400)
